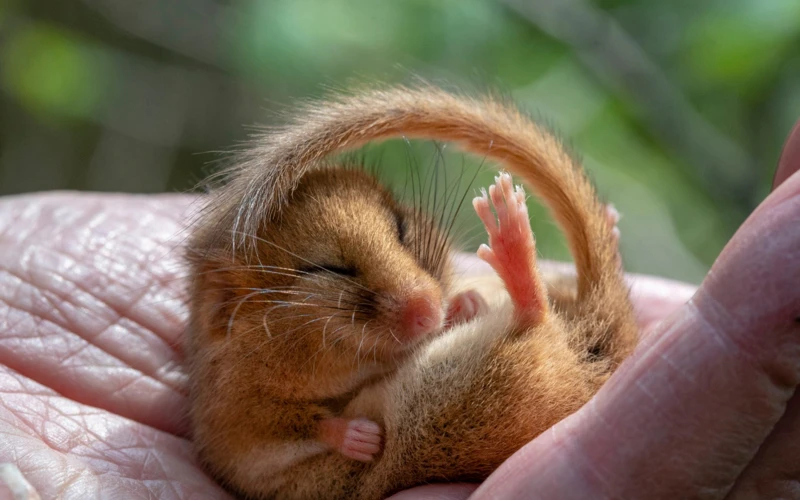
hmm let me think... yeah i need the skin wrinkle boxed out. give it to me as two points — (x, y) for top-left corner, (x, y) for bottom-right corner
(145, 450), (183, 499)
(107, 372), (159, 408)
(0, 205), (44, 248)
(41, 219), (185, 349)
(669, 324), (755, 468)
(569, 398), (617, 495)
(41, 412), (93, 455)
(633, 376), (660, 404)
(41, 406), (112, 455)
(2, 392), (82, 456)
(6, 259), (69, 337)
(621, 305), (703, 398)
(91, 441), (174, 479)
(8, 431), (89, 499)
(1, 293), (186, 438)
(87, 230), (175, 301)
(700, 199), (800, 387)
(657, 341), (699, 387)
(0, 262), (26, 305)
(40, 260), (184, 393)
(690, 299), (765, 386)
(1, 404), (42, 442)
(683, 298), (795, 404)
(730, 389), (800, 498)
(0, 301), (42, 343)
(60, 470), (100, 500)
(39, 281), (91, 341)
(1, 296), (180, 405)
(57, 341), (97, 369)
(5, 194), (190, 339)
(493, 412), (600, 499)
(10, 231), (161, 337)
(2, 385), (208, 499)
(1, 211), (187, 386)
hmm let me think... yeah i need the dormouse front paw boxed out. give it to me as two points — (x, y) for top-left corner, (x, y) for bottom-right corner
(446, 289), (488, 326)
(319, 417), (382, 462)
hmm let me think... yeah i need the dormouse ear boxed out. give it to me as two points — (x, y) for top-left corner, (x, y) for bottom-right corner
(473, 173), (549, 327)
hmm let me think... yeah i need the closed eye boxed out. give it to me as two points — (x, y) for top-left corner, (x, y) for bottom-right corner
(300, 264), (358, 278)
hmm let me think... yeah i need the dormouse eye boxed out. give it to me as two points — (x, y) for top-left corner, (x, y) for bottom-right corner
(299, 264), (358, 278)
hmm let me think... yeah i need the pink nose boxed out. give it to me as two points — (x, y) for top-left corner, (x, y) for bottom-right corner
(402, 293), (444, 340)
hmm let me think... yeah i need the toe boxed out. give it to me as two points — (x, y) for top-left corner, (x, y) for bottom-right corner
(473, 193), (497, 232)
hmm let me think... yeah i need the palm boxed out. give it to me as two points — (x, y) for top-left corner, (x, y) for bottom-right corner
(0, 193), (693, 498)
(0, 194), (229, 499)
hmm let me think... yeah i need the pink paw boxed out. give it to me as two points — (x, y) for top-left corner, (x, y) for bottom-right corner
(319, 417), (382, 462)
(446, 289), (488, 326)
(472, 172), (548, 325)
(339, 419), (382, 462)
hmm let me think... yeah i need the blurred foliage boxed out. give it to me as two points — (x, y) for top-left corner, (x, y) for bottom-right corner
(1, 0), (799, 283)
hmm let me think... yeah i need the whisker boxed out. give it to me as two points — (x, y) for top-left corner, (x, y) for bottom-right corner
(322, 313), (338, 348)
(262, 315), (271, 339)
(226, 290), (265, 340)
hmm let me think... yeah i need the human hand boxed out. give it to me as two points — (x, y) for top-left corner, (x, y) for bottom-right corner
(0, 190), (695, 498)
(0, 194), (230, 499)
(391, 122), (800, 499)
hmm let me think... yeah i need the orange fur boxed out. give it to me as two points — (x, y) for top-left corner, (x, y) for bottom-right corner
(185, 167), (455, 494)
(185, 85), (639, 499)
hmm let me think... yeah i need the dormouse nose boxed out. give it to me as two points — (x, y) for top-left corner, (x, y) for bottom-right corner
(401, 290), (445, 340)
(357, 239), (446, 340)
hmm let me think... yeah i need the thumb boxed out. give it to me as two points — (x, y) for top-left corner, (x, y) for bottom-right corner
(473, 172), (800, 499)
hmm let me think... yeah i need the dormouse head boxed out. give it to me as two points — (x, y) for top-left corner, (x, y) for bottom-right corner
(192, 166), (453, 366)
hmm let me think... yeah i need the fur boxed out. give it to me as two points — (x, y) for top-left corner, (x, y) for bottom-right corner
(184, 85), (639, 499)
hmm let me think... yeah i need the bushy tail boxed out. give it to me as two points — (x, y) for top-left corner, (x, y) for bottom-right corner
(215, 85), (633, 340)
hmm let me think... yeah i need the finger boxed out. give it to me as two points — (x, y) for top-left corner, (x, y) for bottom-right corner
(626, 272), (697, 335)
(473, 170), (800, 499)
(772, 118), (800, 190)
(727, 392), (800, 498)
(473, 189), (498, 233)
(725, 118), (800, 497)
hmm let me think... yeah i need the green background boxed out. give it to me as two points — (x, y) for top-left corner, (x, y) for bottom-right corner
(2, 0), (799, 283)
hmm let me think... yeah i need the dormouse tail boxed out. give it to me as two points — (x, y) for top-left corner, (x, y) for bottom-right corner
(219, 84), (627, 307)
